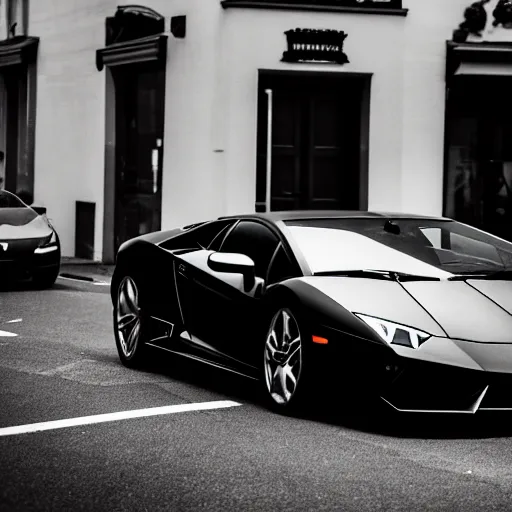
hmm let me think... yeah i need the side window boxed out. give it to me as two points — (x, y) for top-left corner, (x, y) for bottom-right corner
(160, 220), (235, 251)
(208, 223), (233, 252)
(219, 221), (280, 278)
(267, 244), (300, 285)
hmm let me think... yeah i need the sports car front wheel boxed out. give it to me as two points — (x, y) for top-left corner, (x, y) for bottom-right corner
(113, 275), (148, 368)
(263, 307), (308, 411)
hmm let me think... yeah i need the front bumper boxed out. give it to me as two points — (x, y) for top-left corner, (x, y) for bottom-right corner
(380, 360), (512, 413)
(312, 327), (512, 414)
(0, 238), (60, 281)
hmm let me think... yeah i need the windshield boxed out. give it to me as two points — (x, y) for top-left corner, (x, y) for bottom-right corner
(0, 190), (26, 208)
(284, 218), (512, 277)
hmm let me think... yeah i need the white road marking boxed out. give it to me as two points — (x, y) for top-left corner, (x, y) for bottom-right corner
(6, 318), (22, 324)
(0, 330), (17, 337)
(0, 400), (242, 437)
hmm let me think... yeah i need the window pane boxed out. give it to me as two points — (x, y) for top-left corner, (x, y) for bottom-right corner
(267, 245), (298, 284)
(220, 221), (279, 278)
(160, 220), (234, 251)
(285, 218), (512, 275)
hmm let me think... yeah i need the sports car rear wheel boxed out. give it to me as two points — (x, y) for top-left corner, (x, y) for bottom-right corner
(114, 275), (148, 368)
(263, 307), (305, 410)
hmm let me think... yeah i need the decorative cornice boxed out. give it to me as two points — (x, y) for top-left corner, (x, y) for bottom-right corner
(0, 36), (39, 68)
(446, 39), (512, 80)
(221, 1), (408, 16)
(96, 34), (167, 71)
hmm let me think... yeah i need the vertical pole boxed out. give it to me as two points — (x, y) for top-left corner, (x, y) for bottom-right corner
(265, 89), (273, 213)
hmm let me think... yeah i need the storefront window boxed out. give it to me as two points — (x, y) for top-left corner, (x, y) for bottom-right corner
(444, 76), (512, 241)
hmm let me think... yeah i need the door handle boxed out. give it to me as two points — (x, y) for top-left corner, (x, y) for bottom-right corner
(282, 191), (297, 197)
(152, 149), (159, 193)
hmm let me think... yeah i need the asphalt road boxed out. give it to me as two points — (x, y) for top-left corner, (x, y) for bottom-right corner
(2, 277), (512, 511)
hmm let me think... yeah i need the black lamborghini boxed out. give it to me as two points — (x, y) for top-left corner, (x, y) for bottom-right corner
(111, 211), (512, 414)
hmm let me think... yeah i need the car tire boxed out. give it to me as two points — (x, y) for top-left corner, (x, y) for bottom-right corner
(261, 306), (313, 413)
(113, 275), (149, 369)
(32, 266), (60, 289)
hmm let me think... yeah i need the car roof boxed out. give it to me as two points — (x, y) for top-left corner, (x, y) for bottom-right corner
(218, 210), (451, 223)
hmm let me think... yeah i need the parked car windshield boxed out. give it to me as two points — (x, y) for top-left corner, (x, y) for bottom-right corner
(284, 217), (512, 276)
(0, 190), (27, 209)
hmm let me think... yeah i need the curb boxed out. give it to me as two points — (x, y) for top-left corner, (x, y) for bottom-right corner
(59, 272), (111, 285)
(59, 272), (96, 283)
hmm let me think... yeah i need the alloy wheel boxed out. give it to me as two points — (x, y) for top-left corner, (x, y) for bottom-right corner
(264, 308), (302, 405)
(116, 276), (141, 359)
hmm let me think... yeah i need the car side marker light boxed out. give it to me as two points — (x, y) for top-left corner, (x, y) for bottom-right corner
(312, 335), (328, 345)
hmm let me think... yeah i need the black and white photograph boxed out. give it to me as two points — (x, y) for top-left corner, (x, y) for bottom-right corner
(3, 0), (512, 510)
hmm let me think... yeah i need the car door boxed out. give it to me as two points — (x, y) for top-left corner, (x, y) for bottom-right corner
(175, 220), (282, 366)
(211, 220), (283, 363)
(165, 220), (235, 350)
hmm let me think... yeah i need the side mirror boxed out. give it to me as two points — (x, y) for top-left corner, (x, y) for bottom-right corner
(207, 252), (256, 292)
(32, 206), (47, 216)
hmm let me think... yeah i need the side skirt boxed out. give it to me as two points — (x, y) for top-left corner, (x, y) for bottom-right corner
(145, 316), (260, 381)
(145, 342), (260, 381)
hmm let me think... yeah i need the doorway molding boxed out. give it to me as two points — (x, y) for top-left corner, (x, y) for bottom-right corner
(96, 6), (167, 263)
(96, 34), (167, 72)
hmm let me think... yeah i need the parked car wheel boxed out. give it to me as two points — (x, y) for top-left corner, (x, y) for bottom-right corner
(113, 275), (148, 368)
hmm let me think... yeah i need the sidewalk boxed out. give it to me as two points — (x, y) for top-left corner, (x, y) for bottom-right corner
(59, 257), (114, 284)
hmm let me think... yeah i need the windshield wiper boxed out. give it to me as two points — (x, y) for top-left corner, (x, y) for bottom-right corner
(449, 269), (512, 281)
(313, 269), (441, 282)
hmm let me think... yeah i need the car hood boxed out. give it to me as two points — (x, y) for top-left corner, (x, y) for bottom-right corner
(0, 209), (51, 239)
(300, 276), (512, 344)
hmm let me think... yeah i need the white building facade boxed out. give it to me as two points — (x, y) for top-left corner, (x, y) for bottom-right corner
(4, 0), (511, 261)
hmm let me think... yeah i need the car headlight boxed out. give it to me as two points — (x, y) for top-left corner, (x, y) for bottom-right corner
(354, 313), (431, 349)
(34, 230), (58, 254)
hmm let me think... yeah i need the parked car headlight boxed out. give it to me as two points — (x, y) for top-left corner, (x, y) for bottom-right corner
(354, 313), (431, 349)
(34, 230), (58, 254)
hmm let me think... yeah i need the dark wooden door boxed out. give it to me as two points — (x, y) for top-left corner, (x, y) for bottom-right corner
(113, 62), (165, 251)
(256, 75), (363, 212)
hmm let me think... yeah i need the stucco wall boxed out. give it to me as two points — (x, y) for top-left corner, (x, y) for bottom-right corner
(31, 0), (503, 259)
(31, 0), (115, 260)
(150, 0), (228, 230)
(400, 0), (469, 217)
